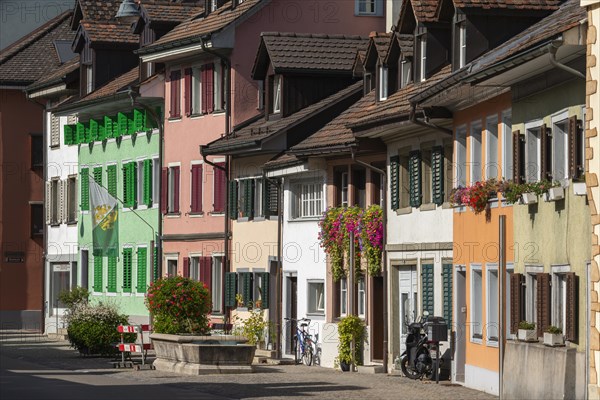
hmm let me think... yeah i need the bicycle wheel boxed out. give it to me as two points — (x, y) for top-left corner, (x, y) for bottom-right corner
(302, 341), (313, 366)
(293, 335), (301, 365)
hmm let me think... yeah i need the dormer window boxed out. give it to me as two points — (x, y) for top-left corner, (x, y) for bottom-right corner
(84, 64), (93, 95)
(211, 0), (217, 12)
(400, 59), (411, 88)
(364, 72), (374, 95)
(418, 34), (427, 82)
(454, 11), (467, 70)
(378, 65), (388, 101)
(272, 75), (281, 114)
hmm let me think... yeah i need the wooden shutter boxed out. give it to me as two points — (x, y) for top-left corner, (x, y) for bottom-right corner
(117, 112), (128, 136)
(131, 162), (138, 208)
(510, 273), (523, 334)
(76, 122), (85, 143)
(133, 109), (144, 133)
(184, 68), (192, 116)
(93, 166), (102, 185)
(240, 272), (253, 306)
(170, 70), (181, 118)
(442, 263), (452, 324)
(390, 155), (400, 210)
(568, 116), (583, 179)
(161, 167), (168, 214)
(137, 247), (147, 292)
(107, 255), (117, 293)
(143, 159), (152, 207)
(264, 178), (278, 217)
(63, 124), (74, 145)
(200, 256), (212, 290)
(228, 180), (238, 220)
(201, 66), (208, 114)
(182, 257), (190, 278)
(153, 246), (159, 281)
(59, 180), (66, 223)
(540, 124), (552, 181)
(213, 163), (226, 213)
(93, 256), (103, 292)
(191, 164), (203, 213)
(173, 166), (180, 213)
(45, 181), (52, 224)
(565, 272), (579, 342)
(107, 165), (117, 198)
(123, 248), (133, 293)
(513, 130), (524, 184)
(536, 273), (551, 337)
(225, 272), (237, 307)
(421, 264), (434, 315)
(243, 179), (254, 218)
(123, 163), (136, 208)
(205, 63), (214, 113)
(80, 168), (89, 211)
(261, 272), (270, 309)
(409, 151), (422, 208)
(432, 146), (444, 206)
(104, 116), (113, 138)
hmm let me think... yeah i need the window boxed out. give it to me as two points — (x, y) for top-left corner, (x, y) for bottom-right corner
(50, 115), (60, 147)
(258, 81), (264, 110)
(400, 60), (411, 88)
(212, 256), (223, 313)
(213, 162), (226, 213)
(239, 178), (254, 218)
(553, 118), (568, 180)
(192, 67), (202, 115)
(254, 178), (263, 218)
(486, 115), (499, 180)
(122, 248), (133, 293)
(419, 35), (427, 82)
(169, 70), (181, 118)
(191, 163), (203, 214)
(341, 172), (349, 207)
(272, 75), (281, 114)
(458, 23), (466, 68)
(357, 0), (375, 14)
(190, 256), (201, 281)
(168, 166), (180, 213)
(471, 267), (483, 340)
(308, 280), (325, 315)
(31, 134), (43, 168)
(153, 158), (160, 207)
(136, 247), (147, 293)
(122, 162), (137, 209)
(526, 273), (538, 325)
(210, 0), (217, 12)
(358, 278), (366, 318)
(340, 278), (348, 316)
(456, 126), (467, 187)
(253, 272), (263, 304)
(364, 73), (374, 95)
(421, 149), (432, 204)
(378, 65), (388, 101)
(526, 125), (542, 182)
(137, 160), (144, 208)
(31, 203), (43, 237)
(50, 178), (60, 225)
(470, 121), (482, 183)
(292, 180), (323, 219)
(487, 267), (499, 343)
(552, 273), (567, 333)
(167, 258), (178, 277)
(66, 176), (77, 223)
(85, 64), (93, 95)
(214, 62), (225, 111)
(502, 110), (513, 180)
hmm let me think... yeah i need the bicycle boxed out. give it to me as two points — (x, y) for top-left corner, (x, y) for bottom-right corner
(285, 317), (314, 366)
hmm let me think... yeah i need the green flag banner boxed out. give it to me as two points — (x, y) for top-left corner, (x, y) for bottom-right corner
(90, 177), (119, 256)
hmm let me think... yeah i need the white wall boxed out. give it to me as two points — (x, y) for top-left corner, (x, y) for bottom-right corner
(386, 0), (403, 31)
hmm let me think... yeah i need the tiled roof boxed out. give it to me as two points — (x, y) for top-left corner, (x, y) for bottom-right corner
(263, 153), (303, 169)
(75, 66), (139, 104)
(367, 32), (392, 64)
(77, 0), (122, 21)
(139, 0), (263, 54)
(453, 0), (561, 10)
(0, 11), (75, 86)
(411, 0), (440, 22)
(81, 21), (139, 44)
(26, 55), (80, 92)
(204, 80), (362, 154)
(142, 1), (205, 24)
(397, 34), (414, 58)
(352, 50), (367, 77)
(257, 33), (368, 76)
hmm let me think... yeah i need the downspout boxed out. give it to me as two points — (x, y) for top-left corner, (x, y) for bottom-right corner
(548, 40), (586, 80)
(409, 105), (453, 136)
(350, 148), (388, 373)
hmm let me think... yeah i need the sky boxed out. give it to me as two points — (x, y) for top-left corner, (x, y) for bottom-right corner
(0, 0), (75, 50)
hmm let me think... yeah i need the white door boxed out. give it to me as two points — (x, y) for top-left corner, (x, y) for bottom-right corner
(399, 266), (417, 355)
(50, 263), (71, 317)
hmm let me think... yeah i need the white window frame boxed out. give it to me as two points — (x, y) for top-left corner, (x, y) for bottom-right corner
(378, 65), (388, 101)
(551, 265), (570, 334)
(525, 266), (542, 326)
(400, 59), (411, 88)
(85, 64), (93, 95)
(501, 110), (513, 180)
(524, 120), (543, 183)
(254, 178), (264, 218)
(455, 125), (467, 187)
(458, 23), (466, 68)
(551, 110), (569, 181)
(189, 254), (201, 282)
(470, 120), (483, 184)
(341, 172), (349, 207)
(358, 277), (366, 318)
(355, 0), (382, 16)
(486, 264), (499, 346)
(273, 75), (282, 114)
(191, 66), (202, 115)
(485, 115), (499, 181)
(419, 35), (427, 82)
(340, 277), (348, 316)
(470, 264), (483, 343)
(307, 280), (325, 315)
(212, 254), (224, 314)
(136, 159), (146, 210)
(167, 163), (180, 214)
(165, 254), (178, 277)
(291, 179), (323, 220)
(66, 174), (77, 224)
(151, 156), (159, 208)
(214, 60), (223, 112)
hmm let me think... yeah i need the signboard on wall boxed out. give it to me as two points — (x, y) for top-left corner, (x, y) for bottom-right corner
(4, 252), (24, 263)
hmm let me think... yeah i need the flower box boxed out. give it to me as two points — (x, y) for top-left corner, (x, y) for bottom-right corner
(521, 192), (538, 205)
(543, 332), (564, 347)
(545, 186), (564, 202)
(573, 182), (587, 196)
(518, 329), (537, 342)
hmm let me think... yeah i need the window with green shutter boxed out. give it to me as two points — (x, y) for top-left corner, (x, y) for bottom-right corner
(76, 122), (85, 144)
(390, 155), (400, 210)
(80, 168), (89, 211)
(241, 179), (254, 218)
(260, 272), (270, 309)
(143, 159), (152, 207)
(89, 119), (99, 141)
(263, 178), (279, 217)
(107, 255), (117, 293)
(153, 247), (159, 281)
(432, 146), (444, 206)
(421, 264), (434, 315)
(104, 116), (114, 138)
(409, 150), (422, 208)
(133, 109), (145, 132)
(107, 165), (117, 197)
(442, 263), (453, 324)
(83, 122), (92, 143)
(123, 162), (137, 208)
(64, 124), (75, 145)
(240, 272), (253, 306)
(93, 256), (103, 292)
(122, 248), (133, 293)
(93, 166), (102, 185)
(137, 247), (147, 292)
(225, 272), (237, 307)
(228, 180), (238, 220)
(117, 112), (128, 136)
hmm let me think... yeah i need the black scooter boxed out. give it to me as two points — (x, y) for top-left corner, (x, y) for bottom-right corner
(400, 313), (442, 380)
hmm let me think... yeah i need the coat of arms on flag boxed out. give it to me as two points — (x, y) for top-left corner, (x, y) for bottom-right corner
(90, 176), (119, 256)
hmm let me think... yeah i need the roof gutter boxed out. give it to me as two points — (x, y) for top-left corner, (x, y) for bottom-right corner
(548, 39), (585, 79)
(409, 105), (452, 135)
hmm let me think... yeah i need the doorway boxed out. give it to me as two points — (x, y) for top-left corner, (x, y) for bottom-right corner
(399, 266), (417, 355)
(454, 268), (467, 383)
(371, 276), (384, 361)
(285, 276), (297, 355)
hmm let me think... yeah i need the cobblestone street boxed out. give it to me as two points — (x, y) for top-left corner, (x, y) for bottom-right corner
(0, 332), (496, 400)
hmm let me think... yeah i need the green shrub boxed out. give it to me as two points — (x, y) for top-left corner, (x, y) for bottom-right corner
(146, 275), (212, 334)
(518, 321), (535, 330)
(58, 286), (90, 309)
(338, 315), (366, 365)
(234, 310), (268, 346)
(546, 325), (562, 334)
(66, 302), (134, 355)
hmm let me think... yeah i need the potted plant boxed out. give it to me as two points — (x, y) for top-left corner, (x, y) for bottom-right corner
(517, 321), (537, 342)
(236, 293), (244, 308)
(543, 326), (564, 347)
(545, 185), (564, 202)
(521, 191), (538, 204)
(573, 179), (587, 196)
(337, 315), (365, 372)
